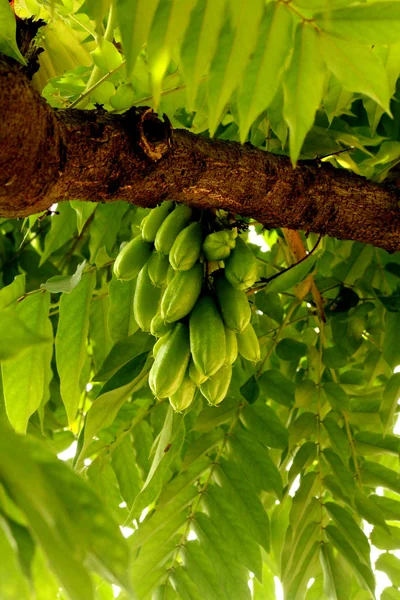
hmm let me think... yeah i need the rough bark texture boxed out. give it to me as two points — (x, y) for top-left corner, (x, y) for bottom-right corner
(1, 62), (400, 253)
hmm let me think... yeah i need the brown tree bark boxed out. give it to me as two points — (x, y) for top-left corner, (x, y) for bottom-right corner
(1, 60), (400, 253)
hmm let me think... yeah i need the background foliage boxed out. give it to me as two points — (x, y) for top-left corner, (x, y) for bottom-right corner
(1, 0), (400, 599)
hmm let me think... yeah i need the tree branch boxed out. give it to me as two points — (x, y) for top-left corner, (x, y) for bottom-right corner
(1, 62), (400, 252)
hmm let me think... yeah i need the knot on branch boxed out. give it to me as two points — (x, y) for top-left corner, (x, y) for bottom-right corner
(136, 108), (172, 161)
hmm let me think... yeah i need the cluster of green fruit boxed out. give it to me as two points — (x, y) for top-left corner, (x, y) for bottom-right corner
(114, 202), (261, 411)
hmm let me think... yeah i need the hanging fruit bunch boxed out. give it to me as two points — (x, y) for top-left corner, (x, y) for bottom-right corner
(114, 202), (261, 412)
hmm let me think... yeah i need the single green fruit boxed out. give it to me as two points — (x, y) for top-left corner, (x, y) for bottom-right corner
(200, 363), (232, 405)
(161, 262), (203, 323)
(237, 322), (260, 362)
(133, 264), (162, 332)
(169, 222), (203, 271)
(150, 311), (174, 338)
(225, 326), (238, 364)
(113, 234), (153, 281)
(154, 204), (192, 255)
(141, 201), (173, 242)
(147, 251), (170, 287)
(189, 295), (226, 377)
(214, 271), (251, 332)
(169, 371), (196, 412)
(153, 331), (171, 357)
(189, 359), (208, 386)
(225, 236), (258, 290)
(202, 229), (237, 261)
(149, 323), (191, 398)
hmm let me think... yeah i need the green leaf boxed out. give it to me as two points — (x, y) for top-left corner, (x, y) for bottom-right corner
(169, 566), (205, 600)
(207, 0), (264, 135)
(192, 513), (251, 600)
(41, 260), (87, 294)
(288, 442), (317, 486)
(147, 0), (197, 107)
(381, 373), (400, 433)
(320, 542), (349, 600)
(240, 374), (259, 404)
(254, 291), (283, 324)
(289, 471), (318, 531)
(323, 74), (354, 124)
(70, 201), (96, 234)
(282, 521), (320, 599)
(111, 436), (141, 509)
(322, 418), (351, 463)
(370, 494), (400, 521)
(89, 294), (112, 373)
(361, 461), (400, 495)
(237, 2), (293, 141)
(266, 257), (317, 294)
(320, 33), (390, 113)
(383, 311), (400, 368)
(315, 3), (400, 45)
(40, 203), (77, 266)
(2, 291), (52, 434)
(215, 460), (270, 553)
(180, 540), (226, 600)
(376, 553), (400, 588)
(194, 397), (238, 432)
(91, 39), (123, 72)
(0, 0), (26, 64)
(181, 430), (222, 471)
(354, 431), (400, 456)
(276, 338), (308, 362)
(370, 524), (400, 551)
(295, 379), (317, 409)
(240, 402), (289, 449)
(88, 202), (127, 262)
(381, 588), (400, 600)
(203, 483), (262, 579)
(180, 0), (226, 111)
(283, 23), (325, 165)
(115, 0), (159, 77)
(324, 524), (375, 597)
(323, 449), (355, 499)
(0, 309), (50, 362)
(0, 429), (95, 600)
(258, 369), (295, 407)
(55, 272), (96, 426)
(130, 411), (186, 520)
(0, 274), (25, 310)
(289, 412), (317, 447)
(322, 382), (350, 412)
(78, 0), (111, 28)
(78, 352), (149, 465)
(94, 330), (153, 381)
(354, 491), (388, 532)
(0, 517), (31, 599)
(324, 502), (371, 566)
(108, 277), (138, 342)
(132, 458), (208, 552)
(228, 429), (283, 498)
(31, 546), (61, 600)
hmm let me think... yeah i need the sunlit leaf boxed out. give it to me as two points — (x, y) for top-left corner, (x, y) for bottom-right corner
(2, 291), (52, 433)
(207, 0), (264, 135)
(237, 2), (294, 141)
(283, 23), (325, 165)
(315, 3), (400, 45)
(0, 0), (26, 64)
(55, 272), (96, 426)
(320, 33), (390, 112)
